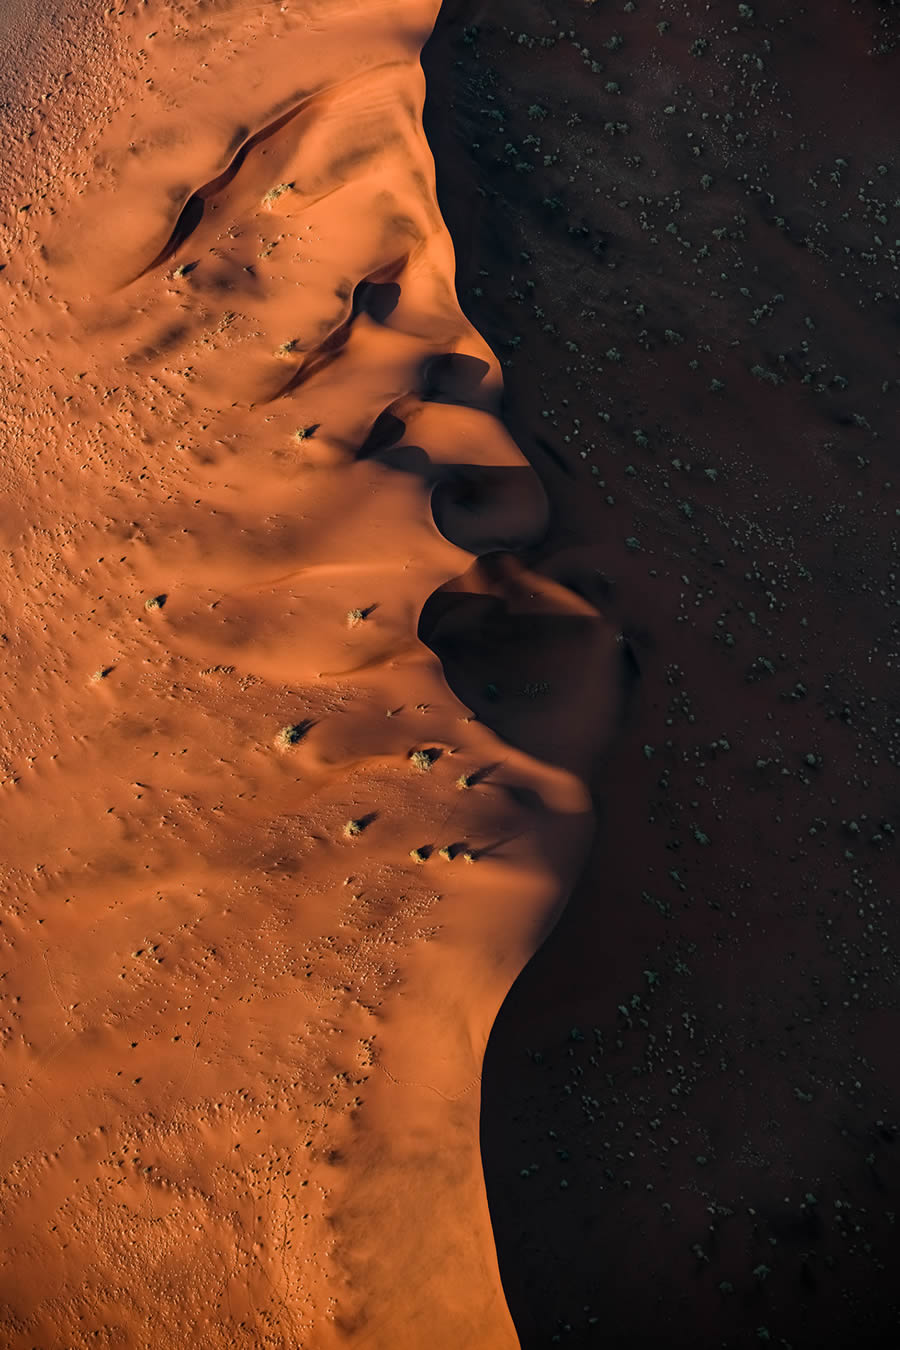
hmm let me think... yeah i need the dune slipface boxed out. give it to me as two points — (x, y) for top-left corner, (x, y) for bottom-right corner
(0, 2), (620, 1345)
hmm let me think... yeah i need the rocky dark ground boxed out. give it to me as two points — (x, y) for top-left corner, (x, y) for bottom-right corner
(423, 2), (900, 1346)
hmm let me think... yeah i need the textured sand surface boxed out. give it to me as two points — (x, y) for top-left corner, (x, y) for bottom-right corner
(0, 2), (620, 1345)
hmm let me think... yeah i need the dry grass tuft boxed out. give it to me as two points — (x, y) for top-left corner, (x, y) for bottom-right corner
(277, 721), (311, 748)
(262, 182), (294, 207)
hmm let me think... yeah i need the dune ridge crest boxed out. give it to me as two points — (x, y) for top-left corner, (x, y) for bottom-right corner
(0, 1), (620, 1344)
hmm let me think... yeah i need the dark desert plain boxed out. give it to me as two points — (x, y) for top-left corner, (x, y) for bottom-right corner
(0, 0), (899, 1347)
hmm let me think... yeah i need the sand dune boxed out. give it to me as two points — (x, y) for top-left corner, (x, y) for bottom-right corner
(0, 1), (620, 1344)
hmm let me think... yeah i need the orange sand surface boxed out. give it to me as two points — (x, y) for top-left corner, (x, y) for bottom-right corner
(0, 2), (621, 1345)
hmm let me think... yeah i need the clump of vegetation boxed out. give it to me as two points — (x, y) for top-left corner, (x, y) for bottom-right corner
(523, 680), (550, 698)
(277, 722), (310, 748)
(276, 339), (300, 358)
(262, 182), (293, 207)
(172, 263), (190, 279)
(462, 849), (478, 864)
(144, 594), (166, 611)
(91, 666), (112, 682)
(456, 772), (473, 790)
(347, 608), (366, 627)
(409, 847), (427, 864)
(410, 749), (435, 772)
(438, 846), (453, 861)
(293, 425), (316, 443)
(343, 819), (363, 839)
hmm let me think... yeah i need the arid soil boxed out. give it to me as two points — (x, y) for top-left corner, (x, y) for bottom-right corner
(0, 1), (624, 1346)
(2, 0), (898, 1347)
(422, 1), (900, 1347)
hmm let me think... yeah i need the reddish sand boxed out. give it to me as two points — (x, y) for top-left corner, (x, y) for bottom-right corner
(0, 1), (622, 1346)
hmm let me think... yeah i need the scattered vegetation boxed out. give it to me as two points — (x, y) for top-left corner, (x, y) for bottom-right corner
(409, 749), (436, 772)
(343, 819), (363, 839)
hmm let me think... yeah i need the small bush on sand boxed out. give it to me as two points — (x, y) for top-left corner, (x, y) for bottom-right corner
(262, 182), (293, 207)
(344, 819), (363, 839)
(410, 749), (435, 772)
(277, 721), (311, 748)
(409, 847), (427, 864)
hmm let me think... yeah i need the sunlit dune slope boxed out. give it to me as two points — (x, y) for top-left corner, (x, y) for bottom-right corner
(0, 1), (622, 1345)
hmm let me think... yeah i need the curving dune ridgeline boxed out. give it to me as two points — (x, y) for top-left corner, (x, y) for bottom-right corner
(0, 1), (622, 1345)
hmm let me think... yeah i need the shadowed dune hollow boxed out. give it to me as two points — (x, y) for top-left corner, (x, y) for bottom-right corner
(0, 0), (627, 1345)
(421, 3), (900, 1349)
